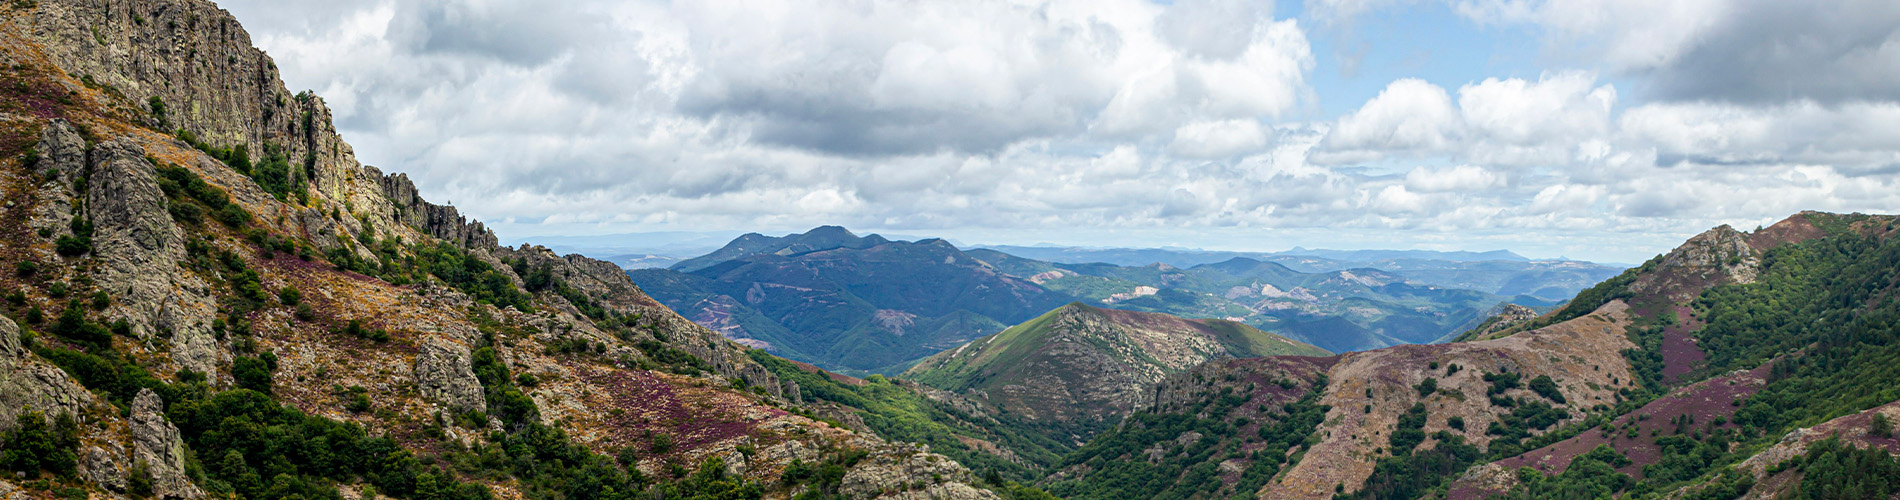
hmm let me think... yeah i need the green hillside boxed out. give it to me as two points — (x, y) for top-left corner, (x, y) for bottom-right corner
(904, 303), (1328, 444)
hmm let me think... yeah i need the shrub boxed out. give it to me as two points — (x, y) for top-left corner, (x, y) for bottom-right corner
(15, 260), (37, 276)
(216, 204), (251, 228)
(233, 353), (275, 393)
(53, 235), (90, 256)
(0, 411), (79, 478)
(1528, 375), (1566, 404)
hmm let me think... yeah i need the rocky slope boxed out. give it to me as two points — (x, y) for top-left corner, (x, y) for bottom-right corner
(905, 303), (1329, 444)
(0, 0), (1007, 498)
(1042, 212), (1900, 499)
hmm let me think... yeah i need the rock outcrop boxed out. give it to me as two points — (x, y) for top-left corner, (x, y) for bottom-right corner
(841, 450), (998, 500)
(130, 389), (202, 499)
(84, 137), (221, 375)
(414, 338), (488, 415)
(1630, 224), (1760, 302)
(27, 119), (85, 239)
(0, 316), (95, 433)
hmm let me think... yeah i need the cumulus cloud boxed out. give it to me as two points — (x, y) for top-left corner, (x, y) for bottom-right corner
(1318, 72), (1616, 166)
(213, 0), (1900, 263)
(1319, 78), (1463, 162)
(1429, 0), (1900, 104)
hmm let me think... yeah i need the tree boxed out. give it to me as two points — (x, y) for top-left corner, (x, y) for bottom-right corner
(0, 410), (79, 478)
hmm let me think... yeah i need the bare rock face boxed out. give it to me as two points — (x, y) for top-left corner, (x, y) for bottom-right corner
(499, 244), (782, 394)
(28, 119), (85, 238)
(840, 449), (998, 500)
(80, 446), (126, 492)
(414, 338), (488, 415)
(87, 139), (183, 327)
(0, 316), (95, 433)
(84, 138), (221, 376)
(379, 172), (499, 250)
(130, 389), (203, 499)
(1631, 224), (1760, 302)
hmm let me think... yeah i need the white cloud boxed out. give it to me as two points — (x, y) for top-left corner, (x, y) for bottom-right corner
(210, 0), (1900, 265)
(1405, 165), (1503, 192)
(1169, 120), (1271, 158)
(1318, 78), (1463, 162)
(1319, 73), (1617, 166)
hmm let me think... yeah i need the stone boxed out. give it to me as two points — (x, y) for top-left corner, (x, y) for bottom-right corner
(130, 389), (203, 499)
(84, 138), (221, 376)
(414, 337), (488, 415)
(0, 316), (94, 433)
(80, 446), (125, 492)
(27, 119), (84, 239)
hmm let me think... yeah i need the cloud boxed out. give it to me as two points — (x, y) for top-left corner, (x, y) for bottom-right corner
(1317, 78), (1463, 162)
(1318, 72), (1616, 165)
(1620, 100), (1900, 168)
(211, 0), (1900, 264)
(1169, 119), (1271, 158)
(1451, 0), (1900, 104)
(1405, 165), (1503, 192)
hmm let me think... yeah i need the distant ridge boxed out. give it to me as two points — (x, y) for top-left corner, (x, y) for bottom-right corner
(670, 225), (892, 272)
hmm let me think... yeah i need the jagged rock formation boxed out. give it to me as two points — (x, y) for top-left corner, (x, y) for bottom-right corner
(413, 337), (488, 414)
(1452, 303), (1538, 342)
(130, 389), (203, 499)
(0, 316), (94, 433)
(1629, 224), (1760, 302)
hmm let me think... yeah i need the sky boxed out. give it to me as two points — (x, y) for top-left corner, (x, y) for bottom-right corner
(216, 0), (1900, 263)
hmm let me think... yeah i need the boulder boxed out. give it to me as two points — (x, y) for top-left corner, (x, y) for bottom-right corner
(414, 338), (488, 414)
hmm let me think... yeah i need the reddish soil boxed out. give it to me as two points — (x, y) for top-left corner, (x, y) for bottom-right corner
(578, 367), (789, 454)
(1447, 363), (1772, 500)
(1658, 304), (1707, 384)
(1747, 212), (1825, 251)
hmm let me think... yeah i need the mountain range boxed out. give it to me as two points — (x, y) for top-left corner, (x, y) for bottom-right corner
(629, 226), (1616, 373)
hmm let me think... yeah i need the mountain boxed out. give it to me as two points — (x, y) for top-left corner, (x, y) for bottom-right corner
(1278, 247), (1529, 262)
(1047, 211), (1900, 499)
(905, 304), (1329, 442)
(0, 2), (1013, 499)
(632, 230), (1572, 373)
(631, 233), (1074, 374)
(970, 245), (1621, 302)
(966, 250), (1538, 353)
(670, 225), (891, 273)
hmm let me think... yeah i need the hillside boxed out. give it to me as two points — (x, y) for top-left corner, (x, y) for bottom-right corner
(904, 303), (1329, 443)
(0, 1), (1027, 499)
(1046, 212), (1900, 499)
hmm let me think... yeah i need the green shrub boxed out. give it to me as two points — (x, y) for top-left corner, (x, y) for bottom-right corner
(0, 410), (79, 479)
